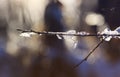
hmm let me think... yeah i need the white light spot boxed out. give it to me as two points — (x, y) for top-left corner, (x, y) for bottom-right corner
(85, 13), (105, 26)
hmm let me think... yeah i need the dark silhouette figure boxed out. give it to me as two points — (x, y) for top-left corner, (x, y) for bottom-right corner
(34, 0), (80, 77)
(44, 0), (66, 52)
(44, 0), (65, 32)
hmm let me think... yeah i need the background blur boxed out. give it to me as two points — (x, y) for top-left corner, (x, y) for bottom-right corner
(0, 0), (120, 77)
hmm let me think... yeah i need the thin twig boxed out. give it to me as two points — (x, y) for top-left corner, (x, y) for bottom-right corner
(17, 29), (120, 37)
(73, 39), (104, 68)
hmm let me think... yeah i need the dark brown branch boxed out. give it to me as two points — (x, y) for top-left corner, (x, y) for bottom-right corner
(73, 39), (104, 68)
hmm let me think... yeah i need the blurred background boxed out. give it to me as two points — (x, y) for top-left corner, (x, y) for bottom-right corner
(0, 0), (120, 77)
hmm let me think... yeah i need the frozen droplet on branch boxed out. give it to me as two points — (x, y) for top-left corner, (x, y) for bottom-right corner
(101, 28), (112, 41)
(63, 30), (76, 39)
(20, 33), (31, 37)
(29, 32), (36, 35)
(115, 26), (120, 38)
(19, 32), (36, 37)
(115, 26), (120, 33)
(101, 27), (120, 41)
(56, 35), (63, 39)
(63, 30), (78, 49)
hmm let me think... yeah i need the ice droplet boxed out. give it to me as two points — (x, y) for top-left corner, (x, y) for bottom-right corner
(20, 33), (31, 37)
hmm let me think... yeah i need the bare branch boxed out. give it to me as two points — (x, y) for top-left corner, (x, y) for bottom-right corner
(17, 29), (120, 37)
(73, 39), (104, 68)
(17, 29), (120, 68)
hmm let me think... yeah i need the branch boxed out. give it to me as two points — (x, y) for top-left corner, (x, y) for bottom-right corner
(17, 29), (120, 37)
(17, 28), (120, 68)
(73, 39), (104, 68)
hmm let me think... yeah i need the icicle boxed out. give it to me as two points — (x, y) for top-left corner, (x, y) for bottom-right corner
(56, 35), (63, 39)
